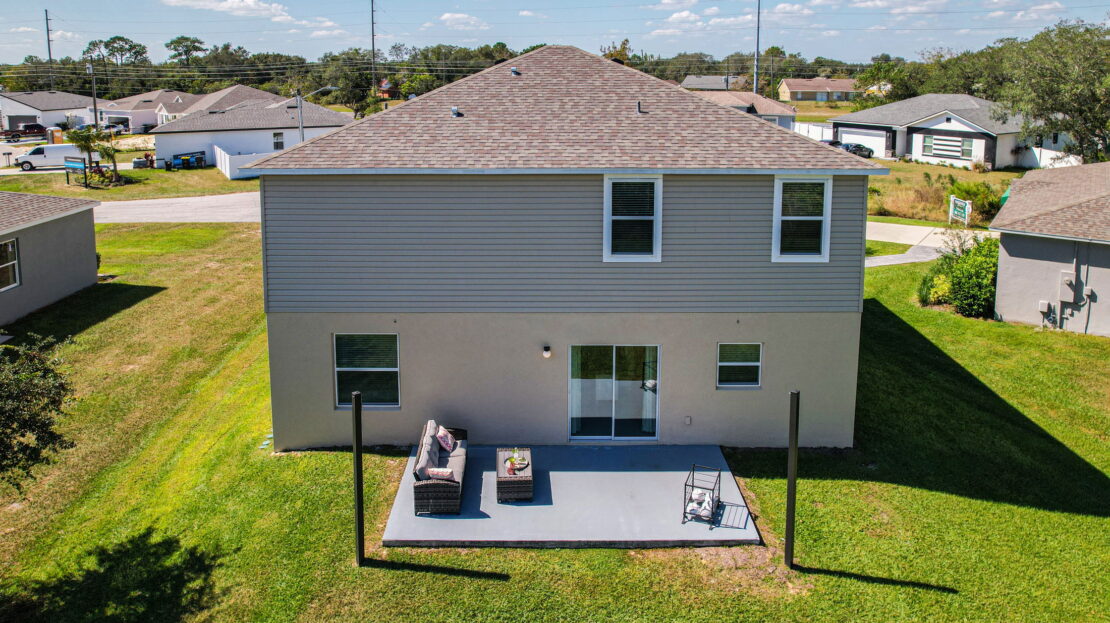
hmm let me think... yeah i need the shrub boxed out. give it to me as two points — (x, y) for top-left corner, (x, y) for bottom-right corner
(929, 273), (952, 304)
(948, 180), (1003, 222)
(917, 236), (999, 317)
(971, 160), (990, 173)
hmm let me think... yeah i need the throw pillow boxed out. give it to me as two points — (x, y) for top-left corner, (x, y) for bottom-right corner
(426, 467), (455, 481)
(435, 426), (456, 452)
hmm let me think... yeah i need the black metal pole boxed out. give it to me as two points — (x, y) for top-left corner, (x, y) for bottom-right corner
(785, 390), (800, 569)
(352, 391), (365, 566)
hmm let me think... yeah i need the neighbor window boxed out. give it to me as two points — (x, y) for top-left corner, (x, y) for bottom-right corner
(0, 239), (19, 292)
(334, 333), (399, 407)
(922, 135), (934, 156)
(717, 343), (762, 388)
(272, 132), (284, 150)
(772, 177), (832, 262)
(961, 138), (973, 159)
(604, 175), (662, 262)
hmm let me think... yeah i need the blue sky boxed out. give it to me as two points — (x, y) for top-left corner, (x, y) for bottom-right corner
(2, 0), (1106, 64)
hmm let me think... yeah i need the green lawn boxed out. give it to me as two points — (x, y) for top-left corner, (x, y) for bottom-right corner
(0, 225), (1107, 621)
(0, 168), (258, 200)
(790, 100), (854, 123)
(865, 239), (911, 256)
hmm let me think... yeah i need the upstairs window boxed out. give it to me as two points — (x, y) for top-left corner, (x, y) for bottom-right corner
(273, 132), (285, 150)
(0, 239), (19, 292)
(772, 177), (832, 263)
(334, 333), (399, 407)
(604, 175), (662, 262)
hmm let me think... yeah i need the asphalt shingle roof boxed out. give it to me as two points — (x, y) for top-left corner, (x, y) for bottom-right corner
(150, 97), (352, 134)
(247, 46), (881, 172)
(680, 75), (746, 90)
(694, 91), (797, 116)
(0, 192), (97, 235)
(781, 78), (860, 93)
(991, 162), (1110, 243)
(0, 90), (106, 111)
(832, 94), (1024, 135)
(106, 89), (201, 112)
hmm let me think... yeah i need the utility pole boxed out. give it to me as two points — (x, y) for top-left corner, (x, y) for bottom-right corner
(752, 0), (762, 94)
(44, 10), (55, 90)
(370, 0), (378, 98)
(86, 63), (99, 130)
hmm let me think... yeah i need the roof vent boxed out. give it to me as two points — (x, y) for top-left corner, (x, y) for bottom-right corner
(451, 106), (463, 118)
(611, 58), (625, 65)
(510, 66), (521, 76)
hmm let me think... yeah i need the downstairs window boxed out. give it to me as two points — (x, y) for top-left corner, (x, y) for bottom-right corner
(334, 333), (399, 407)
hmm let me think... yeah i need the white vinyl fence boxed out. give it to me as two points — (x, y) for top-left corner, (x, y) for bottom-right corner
(1016, 146), (1082, 170)
(793, 122), (834, 141)
(214, 144), (264, 180)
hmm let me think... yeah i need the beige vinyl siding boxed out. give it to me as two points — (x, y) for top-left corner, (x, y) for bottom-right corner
(260, 174), (867, 313)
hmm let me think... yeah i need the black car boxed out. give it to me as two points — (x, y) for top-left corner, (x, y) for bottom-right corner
(820, 139), (842, 148)
(839, 142), (874, 158)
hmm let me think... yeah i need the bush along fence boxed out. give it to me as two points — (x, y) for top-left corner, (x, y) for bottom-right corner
(917, 231), (1000, 318)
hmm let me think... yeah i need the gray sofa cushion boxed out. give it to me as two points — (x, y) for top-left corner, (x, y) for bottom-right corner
(412, 419), (439, 481)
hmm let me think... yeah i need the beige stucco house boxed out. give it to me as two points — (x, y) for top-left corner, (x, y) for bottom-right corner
(0, 192), (98, 327)
(777, 78), (862, 102)
(244, 45), (886, 451)
(991, 162), (1110, 337)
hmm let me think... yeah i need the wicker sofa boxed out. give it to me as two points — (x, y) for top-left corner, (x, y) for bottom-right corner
(412, 419), (468, 515)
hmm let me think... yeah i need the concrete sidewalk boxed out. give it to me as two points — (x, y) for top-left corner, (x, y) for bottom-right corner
(866, 221), (997, 247)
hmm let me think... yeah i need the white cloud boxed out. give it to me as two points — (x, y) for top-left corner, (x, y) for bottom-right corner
(161, 0), (337, 28)
(53, 30), (80, 40)
(821, 29), (841, 35)
(518, 10), (548, 18)
(956, 28), (971, 33)
(439, 12), (491, 30)
(1011, 1), (1063, 20)
(866, 24), (888, 30)
(648, 27), (686, 36)
(891, 0), (948, 15)
(310, 28), (347, 37)
(666, 10), (701, 22)
(772, 3), (815, 14)
(642, 0), (698, 10)
(702, 6), (720, 15)
(9, 26), (38, 33)
(419, 21), (435, 30)
(708, 15), (755, 26)
(849, 0), (888, 7)
(988, 10), (1007, 17)
(807, 0), (840, 5)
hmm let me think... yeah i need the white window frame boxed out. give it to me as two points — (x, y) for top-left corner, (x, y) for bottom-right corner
(273, 132), (285, 151)
(603, 174), (663, 263)
(716, 342), (763, 389)
(333, 333), (400, 409)
(772, 176), (832, 263)
(0, 238), (19, 293)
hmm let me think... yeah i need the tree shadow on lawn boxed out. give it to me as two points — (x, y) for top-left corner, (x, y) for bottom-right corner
(2, 282), (165, 345)
(727, 298), (1110, 518)
(0, 528), (224, 623)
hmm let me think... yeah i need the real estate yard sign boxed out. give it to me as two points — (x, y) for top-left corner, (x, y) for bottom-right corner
(949, 195), (972, 225)
(64, 156), (89, 188)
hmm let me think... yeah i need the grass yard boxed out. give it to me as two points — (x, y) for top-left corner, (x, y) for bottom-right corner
(869, 160), (1024, 226)
(0, 225), (1107, 622)
(790, 100), (854, 123)
(865, 239), (911, 256)
(0, 168), (258, 201)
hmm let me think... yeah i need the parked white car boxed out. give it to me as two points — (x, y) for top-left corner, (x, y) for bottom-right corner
(14, 144), (97, 171)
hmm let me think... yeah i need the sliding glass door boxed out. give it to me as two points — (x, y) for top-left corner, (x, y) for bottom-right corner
(569, 345), (658, 440)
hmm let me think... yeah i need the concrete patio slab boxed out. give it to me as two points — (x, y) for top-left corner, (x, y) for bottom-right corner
(382, 445), (761, 548)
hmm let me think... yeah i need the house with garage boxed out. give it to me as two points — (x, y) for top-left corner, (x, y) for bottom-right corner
(693, 91), (797, 129)
(777, 78), (861, 102)
(0, 90), (104, 130)
(93, 89), (202, 133)
(150, 87), (351, 178)
(245, 46), (885, 452)
(831, 93), (1079, 169)
(0, 192), (98, 327)
(680, 75), (746, 91)
(991, 162), (1110, 337)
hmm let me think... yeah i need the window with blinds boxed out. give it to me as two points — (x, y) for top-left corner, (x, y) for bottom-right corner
(334, 333), (399, 407)
(717, 343), (762, 387)
(604, 175), (662, 262)
(773, 178), (831, 262)
(0, 239), (19, 292)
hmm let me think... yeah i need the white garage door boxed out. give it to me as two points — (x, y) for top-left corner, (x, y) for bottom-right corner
(839, 128), (887, 155)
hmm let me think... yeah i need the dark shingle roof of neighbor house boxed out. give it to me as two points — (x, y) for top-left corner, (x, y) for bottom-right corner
(247, 46), (881, 172)
(106, 89), (202, 112)
(680, 75), (746, 90)
(150, 97), (352, 134)
(781, 78), (860, 92)
(0, 192), (98, 235)
(991, 162), (1110, 243)
(0, 90), (107, 111)
(694, 91), (797, 116)
(154, 84), (281, 116)
(832, 94), (1024, 135)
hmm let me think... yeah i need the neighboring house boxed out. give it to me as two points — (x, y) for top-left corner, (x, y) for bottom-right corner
(149, 90), (351, 176)
(93, 89), (202, 132)
(681, 75), (746, 90)
(991, 162), (1110, 337)
(830, 93), (1079, 169)
(244, 45), (885, 451)
(153, 84), (280, 126)
(777, 78), (861, 102)
(694, 91), (797, 129)
(0, 192), (98, 327)
(0, 90), (105, 130)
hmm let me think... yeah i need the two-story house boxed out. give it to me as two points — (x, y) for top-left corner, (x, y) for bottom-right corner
(245, 45), (885, 451)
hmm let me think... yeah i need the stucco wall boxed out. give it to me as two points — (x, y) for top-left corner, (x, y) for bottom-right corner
(0, 209), (98, 326)
(909, 132), (986, 169)
(995, 233), (1109, 337)
(154, 126), (338, 162)
(266, 311), (862, 450)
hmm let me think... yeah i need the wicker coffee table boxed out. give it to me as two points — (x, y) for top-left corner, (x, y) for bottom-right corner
(496, 447), (534, 502)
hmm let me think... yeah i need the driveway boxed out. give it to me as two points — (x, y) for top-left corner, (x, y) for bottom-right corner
(95, 192), (260, 223)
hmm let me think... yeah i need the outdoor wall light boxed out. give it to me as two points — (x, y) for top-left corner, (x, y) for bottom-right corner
(542, 345), (552, 358)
